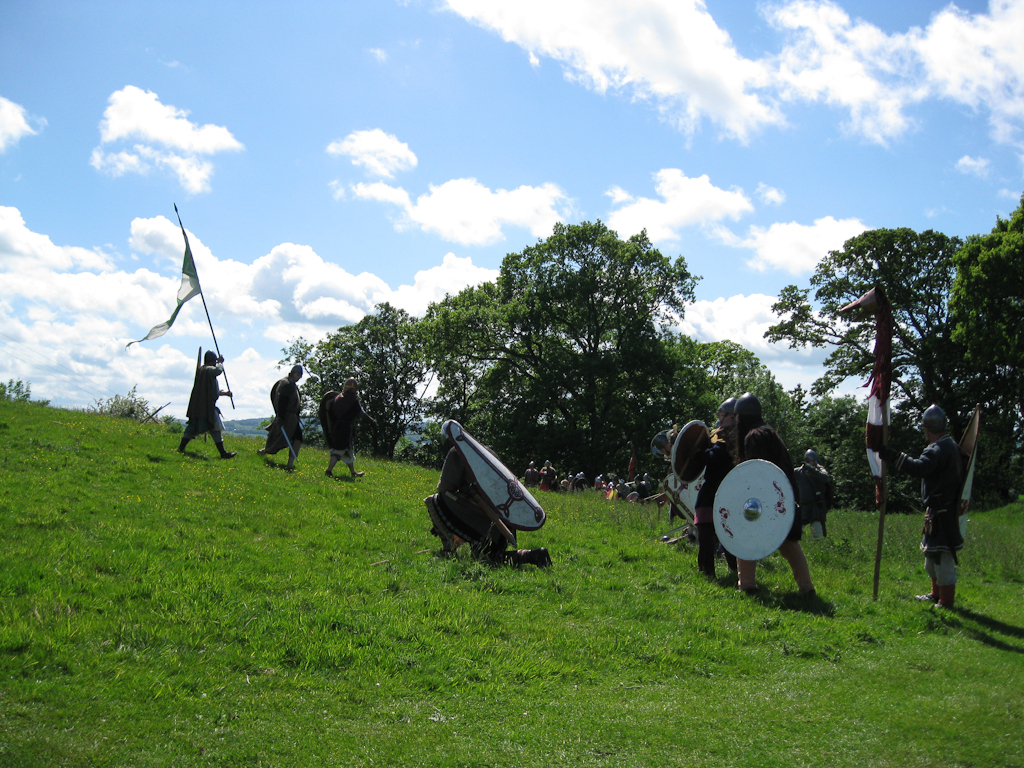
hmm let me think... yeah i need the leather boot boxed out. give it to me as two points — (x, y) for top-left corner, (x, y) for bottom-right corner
(937, 583), (955, 608)
(217, 442), (237, 459)
(177, 437), (190, 453)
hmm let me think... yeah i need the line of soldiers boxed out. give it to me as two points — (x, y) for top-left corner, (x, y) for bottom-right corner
(177, 352), (373, 480)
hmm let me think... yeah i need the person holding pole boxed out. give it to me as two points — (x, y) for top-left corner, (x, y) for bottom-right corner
(259, 365), (304, 470)
(178, 350), (236, 459)
(877, 404), (964, 608)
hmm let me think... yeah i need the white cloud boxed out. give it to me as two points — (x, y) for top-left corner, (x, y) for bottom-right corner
(444, 0), (781, 142)
(352, 177), (570, 245)
(676, 292), (833, 392)
(91, 86), (243, 193)
(956, 155), (990, 177)
(718, 215), (866, 275)
(915, 0), (1024, 145)
(368, 48), (388, 62)
(756, 183), (786, 205)
(446, 0), (1024, 149)
(0, 207), (501, 417)
(327, 128), (418, 178)
(606, 169), (753, 242)
(0, 95), (40, 152)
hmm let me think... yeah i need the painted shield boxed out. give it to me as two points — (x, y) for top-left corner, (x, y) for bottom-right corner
(441, 420), (546, 531)
(663, 471), (704, 524)
(672, 420), (711, 482)
(958, 405), (981, 537)
(713, 459), (794, 561)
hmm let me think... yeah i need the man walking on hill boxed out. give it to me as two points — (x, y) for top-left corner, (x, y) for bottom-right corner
(319, 377), (375, 479)
(878, 404), (964, 608)
(258, 365), (304, 470)
(178, 350), (236, 459)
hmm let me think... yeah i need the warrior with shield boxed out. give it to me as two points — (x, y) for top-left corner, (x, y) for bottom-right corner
(425, 421), (551, 567)
(727, 392), (815, 596)
(681, 398), (739, 579)
(258, 365), (304, 470)
(877, 404), (964, 608)
(319, 378), (375, 479)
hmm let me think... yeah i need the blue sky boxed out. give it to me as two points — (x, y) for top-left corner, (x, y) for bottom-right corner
(2, 0), (1022, 419)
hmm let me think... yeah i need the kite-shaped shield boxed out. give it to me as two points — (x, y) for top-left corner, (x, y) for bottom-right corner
(663, 471), (704, 523)
(441, 420), (546, 531)
(672, 420), (711, 482)
(958, 405), (981, 537)
(713, 459), (794, 560)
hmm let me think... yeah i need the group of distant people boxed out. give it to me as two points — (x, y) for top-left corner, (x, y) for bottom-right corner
(177, 352), (374, 480)
(175, 354), (968, 599)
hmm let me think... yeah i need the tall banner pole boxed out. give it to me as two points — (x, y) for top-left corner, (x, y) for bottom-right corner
(839, 284), (893, 601)
(174, 205), (235, 409)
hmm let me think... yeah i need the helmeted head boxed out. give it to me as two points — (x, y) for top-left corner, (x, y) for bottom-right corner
(651, 429), (673, 460)
(921, 404), (947, 433)
(343, 377), (358, 393)
(289, 365), (304, 381)
(735, 392), (762, 418)
(804, 449), (818, 464)
(203, 350), (217, 365)
(716, 396), (737, 428)
(529, 461), (536, 467)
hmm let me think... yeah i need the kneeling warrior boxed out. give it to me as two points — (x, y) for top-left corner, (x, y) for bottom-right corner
(425, 425), (550, 568)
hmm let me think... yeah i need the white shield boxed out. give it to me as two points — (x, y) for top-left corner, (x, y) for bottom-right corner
(442, 420), (546, 531)
(713, 459), (794, 560)
(663, 471), (703, 523)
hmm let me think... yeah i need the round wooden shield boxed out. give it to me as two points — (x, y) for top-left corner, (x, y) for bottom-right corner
(713, 459), (794, 561)
(672, 420), (711, 482)
(663, 471), (704, 524)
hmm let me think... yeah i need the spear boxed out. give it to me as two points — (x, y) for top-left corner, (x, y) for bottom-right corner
(839, 285), (893, 600)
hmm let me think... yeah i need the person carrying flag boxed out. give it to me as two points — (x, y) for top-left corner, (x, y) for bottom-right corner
(177, 350), (235, 459)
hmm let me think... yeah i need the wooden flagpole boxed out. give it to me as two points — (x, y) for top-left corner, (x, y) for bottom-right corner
(175, 205), (234, 409)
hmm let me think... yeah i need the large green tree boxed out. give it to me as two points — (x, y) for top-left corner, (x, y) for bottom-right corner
(282, 302), (429, 459)
(767, 226), (1014, 505)
(423, 220), (705, 478)
(951, 194), (1024, 494)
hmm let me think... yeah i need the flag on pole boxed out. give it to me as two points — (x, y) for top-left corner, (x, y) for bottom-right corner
(627, 441), (638, 482)
(839, 285), (893, 504)
(126, 215), (201, 347)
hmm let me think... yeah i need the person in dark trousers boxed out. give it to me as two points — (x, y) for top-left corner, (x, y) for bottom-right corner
(687, 398), (739, 578)
(794, 449), (833, 541)
(178, 350), (235, 459)
(319, 377), (375, 479)
(878, 404), (964, 608)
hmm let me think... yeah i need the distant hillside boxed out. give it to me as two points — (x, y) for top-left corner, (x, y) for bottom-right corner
(221, 417), (271, 437)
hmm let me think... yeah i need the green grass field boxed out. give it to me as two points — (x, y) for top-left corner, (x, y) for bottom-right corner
(1, 400), (1023, 767)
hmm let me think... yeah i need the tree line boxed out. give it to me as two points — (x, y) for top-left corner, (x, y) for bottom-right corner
(281, 197), (1024, 511)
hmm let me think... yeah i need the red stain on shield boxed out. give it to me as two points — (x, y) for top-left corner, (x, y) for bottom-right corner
(718, 508), (733, 538)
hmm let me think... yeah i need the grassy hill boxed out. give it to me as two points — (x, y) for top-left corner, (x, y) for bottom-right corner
(1, 400), (1023, 767)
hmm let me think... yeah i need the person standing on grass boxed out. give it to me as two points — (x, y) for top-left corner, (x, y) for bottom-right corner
(686, 397), (739, 579)
(729, 392), (814, 596)
(425, 443), (551, 568)
(178, 350), (235, 459)
(795, 449), (833, 541)
(258, 365), (303, 470)
(878, 404), (964, 608)
(319, 377), (375, 479)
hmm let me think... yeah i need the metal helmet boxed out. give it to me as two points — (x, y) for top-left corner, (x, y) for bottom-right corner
(651, 429), (673, 459)
(734, 392), (762, 418)
(717, 397), (737, 415)
(921, 404), (947, 432)
(804, 449), (818, 463)
(203, 349), (218, 365)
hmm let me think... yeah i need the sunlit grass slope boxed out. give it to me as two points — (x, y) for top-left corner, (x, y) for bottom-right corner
(1, 400), (1023, 767)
